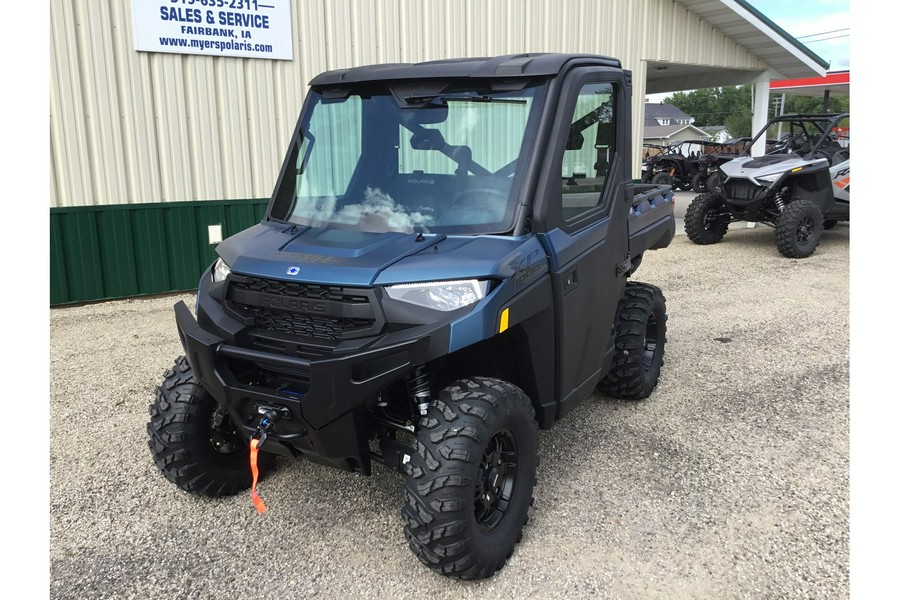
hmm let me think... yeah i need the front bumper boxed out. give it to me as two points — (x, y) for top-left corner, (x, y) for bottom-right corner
(175, 300), (431, 474)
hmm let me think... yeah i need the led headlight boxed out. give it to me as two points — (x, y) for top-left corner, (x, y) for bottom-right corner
(211, 257), (232, 283)
(385, 279), (489, 311)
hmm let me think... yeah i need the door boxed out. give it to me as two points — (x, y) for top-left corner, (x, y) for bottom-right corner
(535, 72), (631, 418)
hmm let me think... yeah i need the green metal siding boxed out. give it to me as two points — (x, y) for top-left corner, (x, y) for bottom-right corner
(50, 199), (269, 305)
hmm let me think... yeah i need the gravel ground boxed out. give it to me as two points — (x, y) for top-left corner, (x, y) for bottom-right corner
(50, 222), (849, 599)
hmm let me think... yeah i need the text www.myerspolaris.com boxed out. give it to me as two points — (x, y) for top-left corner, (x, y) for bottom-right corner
(159, 36), (273, 53)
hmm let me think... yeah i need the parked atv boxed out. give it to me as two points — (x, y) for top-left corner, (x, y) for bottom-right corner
(695, 137), (752, 193)
(644, 139), (726, 191)
(147, 53), (675, 580)
(685, 113), (849, 258)
(640, 142), (675, 183)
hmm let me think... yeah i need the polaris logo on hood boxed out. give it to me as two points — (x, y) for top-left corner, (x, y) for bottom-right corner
(286, 266), (300, 275)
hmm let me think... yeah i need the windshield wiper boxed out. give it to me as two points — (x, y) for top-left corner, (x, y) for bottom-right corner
(404, 93), (526, 106)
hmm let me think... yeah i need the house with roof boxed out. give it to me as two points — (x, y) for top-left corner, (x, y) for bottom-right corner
(702, 125), (732, 143)
(643, 102), (711, 147)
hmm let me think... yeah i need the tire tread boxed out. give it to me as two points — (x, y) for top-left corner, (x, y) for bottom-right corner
(147, 356), (271, 497)
(402, 377), (537, 580)
(685, 193), (730, 245)
(598, 282), (667, 400)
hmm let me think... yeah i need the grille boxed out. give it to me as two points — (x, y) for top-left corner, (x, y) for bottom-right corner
(225, 275), (379, 346)
(229, 277), (369, 304)
(725, 181), (762, 202)
(247, 306), (372, 341)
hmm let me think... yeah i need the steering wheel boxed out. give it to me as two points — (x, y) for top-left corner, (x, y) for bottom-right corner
(445, 188), (509, 223)
(451, 188), (508, 207)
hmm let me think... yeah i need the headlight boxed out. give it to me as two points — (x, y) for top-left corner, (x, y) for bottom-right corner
(757, 172), (784, 183)
(211, 257), (231, 282)
(385, 279), (489, 311)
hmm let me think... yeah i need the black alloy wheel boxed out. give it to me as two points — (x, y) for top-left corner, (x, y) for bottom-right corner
(402, 377), (538, 580)
(209, 405), (245, 455)
(148, 356), (275, 496)
(474, 431), (519, 532)
(774, 198), (824, 258)
(641, 312), (660, 372)
(795, 215), (814, 245)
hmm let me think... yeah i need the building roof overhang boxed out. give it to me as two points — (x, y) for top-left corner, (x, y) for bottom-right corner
(770, 70), (850, 97)
(647, 0), (830, 94)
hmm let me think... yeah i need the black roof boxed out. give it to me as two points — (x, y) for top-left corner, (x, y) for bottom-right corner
(644, 103), (692, 121)
(309, 53), (622, 86)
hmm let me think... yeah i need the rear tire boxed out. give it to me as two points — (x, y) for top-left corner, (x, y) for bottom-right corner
(147, 356), (273, 496)
(775, 199), (824, 258)
(651, 172), (673, 186)
(402, 377), (538, 580)
(684, 193), (730, 245)
(599, 283), (667, 400)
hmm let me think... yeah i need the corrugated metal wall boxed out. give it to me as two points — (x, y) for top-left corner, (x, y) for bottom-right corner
(50, 199), (269, 305)
(50, 0), (765, 208)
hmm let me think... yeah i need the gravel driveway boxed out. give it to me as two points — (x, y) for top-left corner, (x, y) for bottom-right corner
(50, 224), (849, 599)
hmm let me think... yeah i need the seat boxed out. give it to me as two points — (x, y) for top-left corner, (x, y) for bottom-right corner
(831, 148), (850, 164)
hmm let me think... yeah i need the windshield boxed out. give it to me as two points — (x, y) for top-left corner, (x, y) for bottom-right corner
(269, 82), (546, 234)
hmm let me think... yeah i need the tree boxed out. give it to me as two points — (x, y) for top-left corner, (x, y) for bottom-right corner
(725, 112), (753, 138)
(664, 85), (849, 136)
(665, 86), (751, 128)
(781, 94), (849, 116)
(667, 88), (720, 126)
(778, 94), (850, 128)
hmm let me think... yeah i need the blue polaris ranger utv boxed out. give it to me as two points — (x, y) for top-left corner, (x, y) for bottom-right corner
(148, 53), (675, 579)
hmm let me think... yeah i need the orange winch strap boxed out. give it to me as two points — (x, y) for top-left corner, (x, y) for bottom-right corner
(249, 438), (267, 514)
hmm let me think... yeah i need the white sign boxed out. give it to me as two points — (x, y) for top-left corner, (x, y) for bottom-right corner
(132, 0), (293, 61)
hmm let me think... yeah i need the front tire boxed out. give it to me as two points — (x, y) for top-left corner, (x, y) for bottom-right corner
(684, 193), (730, 245)
(707, 170), (723, 193)
(598, 283), (667, 400)
(775, 199), (824, 258)
(690, 172), (707, 193)
(402, 377), (538, 580)
(147, 356), (273, 496)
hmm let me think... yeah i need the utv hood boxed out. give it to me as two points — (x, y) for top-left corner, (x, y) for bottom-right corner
(720, 154), (829, 183)
(216, 221), (446, 286)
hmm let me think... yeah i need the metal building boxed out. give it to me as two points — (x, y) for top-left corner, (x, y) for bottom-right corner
(50, 0), (828, 304)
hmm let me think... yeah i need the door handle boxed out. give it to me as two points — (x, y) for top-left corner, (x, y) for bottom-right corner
(562, 266), (578, 295)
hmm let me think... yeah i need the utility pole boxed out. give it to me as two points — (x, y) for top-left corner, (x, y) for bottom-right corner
(776, 93), (786, 140)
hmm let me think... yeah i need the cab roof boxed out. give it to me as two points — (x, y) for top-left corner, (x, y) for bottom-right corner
(308, 53), (623, 86)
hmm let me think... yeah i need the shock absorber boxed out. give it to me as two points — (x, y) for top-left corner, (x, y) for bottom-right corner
(408, 366), (431, 416)
(774, 190), (787, 213)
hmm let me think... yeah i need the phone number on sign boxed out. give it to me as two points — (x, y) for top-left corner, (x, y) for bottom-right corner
(169, 0), (270, 11)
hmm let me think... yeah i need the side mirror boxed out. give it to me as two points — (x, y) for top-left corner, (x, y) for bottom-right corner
(566, 129), (585, 150)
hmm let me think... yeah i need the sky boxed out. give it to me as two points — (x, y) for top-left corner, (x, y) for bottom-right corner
(745, 0), (849, 70)
(646, 0), (850, 102)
